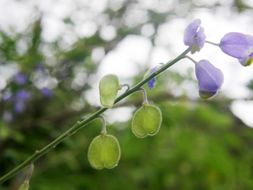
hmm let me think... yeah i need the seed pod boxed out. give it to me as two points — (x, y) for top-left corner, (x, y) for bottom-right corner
(131, 104), (162, 138)
(88, 134), (121, 170)
(18, 180), (29, 190)
(99, 74), (120, 108)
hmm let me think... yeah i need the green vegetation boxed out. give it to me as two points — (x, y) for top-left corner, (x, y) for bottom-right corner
(1, 0), (253, 189)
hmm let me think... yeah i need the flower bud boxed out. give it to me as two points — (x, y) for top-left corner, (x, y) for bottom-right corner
(195, 60), (224, 99)
(131, 104), (162, 138)
(144, 66), (157, 89)
(99, 74), (120, 108)
(88, 134), (121, 170)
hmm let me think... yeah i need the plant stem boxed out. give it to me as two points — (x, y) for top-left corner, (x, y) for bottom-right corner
(184, 55), (198, 64)
(141, 87), (149, 104)
(0, 48), (190, 184)
(205, 40), (219, 46)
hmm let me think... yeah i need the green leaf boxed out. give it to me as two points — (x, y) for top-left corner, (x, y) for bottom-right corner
(131, 104), (162, 138)
(99, 74), (120, 108)
(88, 134), (121, 169)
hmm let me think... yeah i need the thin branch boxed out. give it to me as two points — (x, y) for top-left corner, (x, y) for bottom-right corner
(184, 55), (198, 64)
(205, 40), (220, 46)
(0, 48), (190, 184)
(98, 116), (107, 134)
(138, 87), (149, 104)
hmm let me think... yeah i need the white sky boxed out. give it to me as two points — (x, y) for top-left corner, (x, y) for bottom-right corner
(0, 0), (253, 126)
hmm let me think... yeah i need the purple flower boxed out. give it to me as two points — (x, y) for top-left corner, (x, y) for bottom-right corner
(148, 78), (156, 89)
(220, 32), (253, 66)
(14, 72), (27, 85)
(14, 101), (26, 113)
(2, 91), (13, 101)
(147, 67), (157, 89)
(14, 90), (31, 113)
(184, 19), (206, 53)
(195, 60), (224, 99)
(16, 90), (31, 101)
(41, 87), (53, 97)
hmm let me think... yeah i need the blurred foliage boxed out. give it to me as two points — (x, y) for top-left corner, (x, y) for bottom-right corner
(1, 0), (253, 190)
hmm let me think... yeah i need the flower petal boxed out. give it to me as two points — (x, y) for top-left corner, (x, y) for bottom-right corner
(220, 32), (253, 59)
(196, 27), (206, 49)
(239, 54), (253, 66)
(195, 60), (224, 98)
(184, 19), (206, 53)
(184, 19), (201, 45)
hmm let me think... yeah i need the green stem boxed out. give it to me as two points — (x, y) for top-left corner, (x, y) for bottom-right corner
(205, 40), (219, 46)
(0, 48), (190, 184)
(184, 55), (198, 64)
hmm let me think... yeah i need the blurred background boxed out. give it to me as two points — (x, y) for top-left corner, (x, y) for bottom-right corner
(1, 0), (253, 189)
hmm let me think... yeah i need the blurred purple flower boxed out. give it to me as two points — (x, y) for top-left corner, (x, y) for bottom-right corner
(14, 101), (26, 113)
(148, 78), (156, 89)
(14, 72), (27, 85)
(14, 90), (31, 113)
(16, 90), (31, 101)
(184, 19), (206, 53)
(2, 91), (13, 101)
(41, 87), (53, 97)
(147, 67), (157, 89)
(195, 60), (224, 99)
(220, 32), (253, 66)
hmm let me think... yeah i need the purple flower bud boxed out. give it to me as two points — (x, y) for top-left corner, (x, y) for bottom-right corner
(41, 87), (53, 97)
(14, 72), (27, 85)
(147, 67), (157, 89)
(148, 78), (156, 89)
(195, 60), (224, 99)
(184, 19), (206, 53)
(220, 32), (253, 66)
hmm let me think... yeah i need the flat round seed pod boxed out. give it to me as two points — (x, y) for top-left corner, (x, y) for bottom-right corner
(131, 104), (162, 138)
(99, 74), (120, 108)
(88, 134), (121, 170)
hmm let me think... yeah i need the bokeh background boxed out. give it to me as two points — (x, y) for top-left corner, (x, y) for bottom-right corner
(1, 0), (253, 189)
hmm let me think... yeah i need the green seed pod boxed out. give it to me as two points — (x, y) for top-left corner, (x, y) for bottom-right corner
(88, 134), (121, 170)
(18, 180), (29, 190)
(131, 104), (162, 138)
(99, 74), (120, 108)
